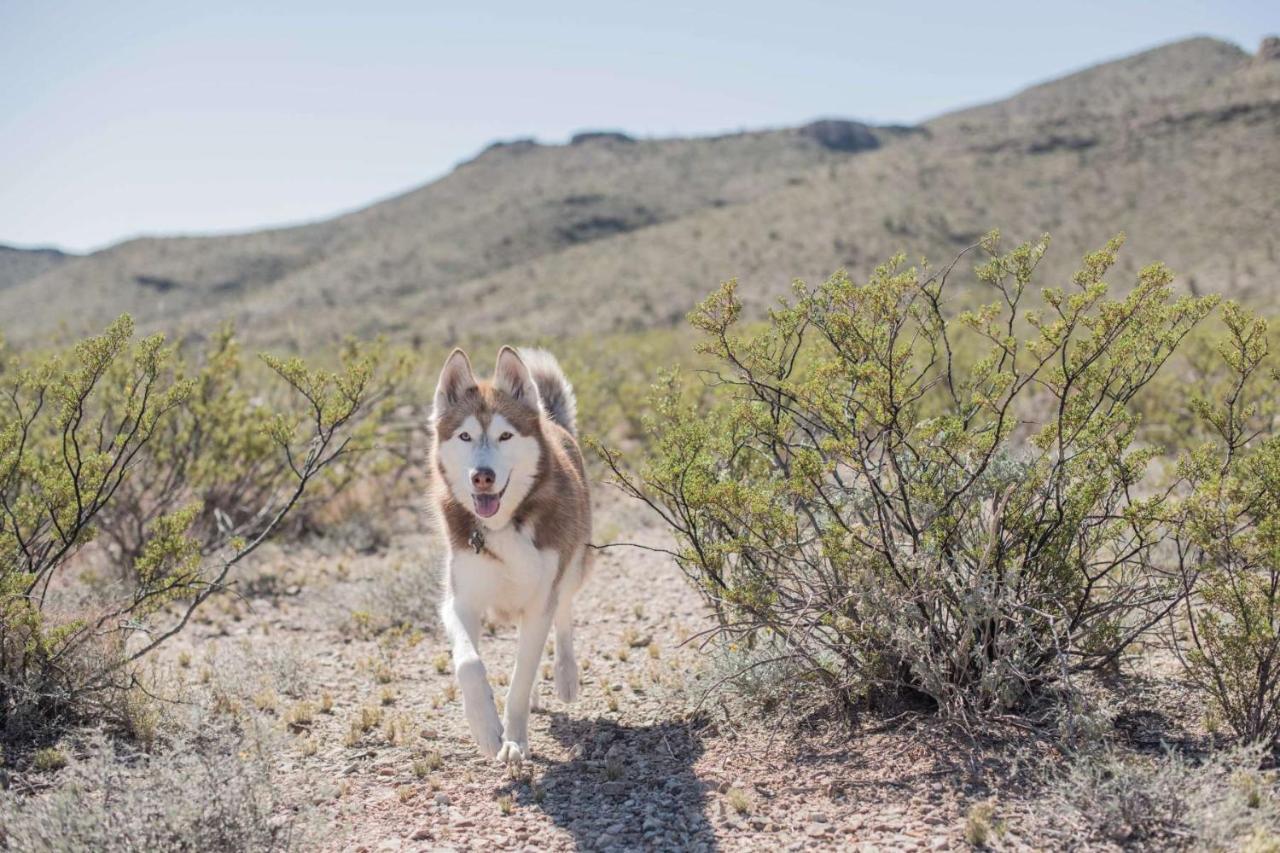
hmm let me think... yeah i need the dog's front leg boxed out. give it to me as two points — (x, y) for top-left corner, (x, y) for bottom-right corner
(441, 596), (503, 758)
(496, 608), (553, 764)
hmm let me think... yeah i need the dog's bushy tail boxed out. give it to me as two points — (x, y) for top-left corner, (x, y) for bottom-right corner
(519, 348), (578, 436)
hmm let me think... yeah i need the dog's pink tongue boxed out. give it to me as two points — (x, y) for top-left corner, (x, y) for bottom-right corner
(474, 493), (500, 518)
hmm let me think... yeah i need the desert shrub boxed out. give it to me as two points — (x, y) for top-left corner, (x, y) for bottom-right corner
(556, 326), (705, 453)
(0, 727), (301, 851)
(1047, 744), (1280, 850)
(603, 234), (1218, 721)
(90, 326), (283, 576)
(0, 316), (403, 739)
(1171, 304), (1280, 745)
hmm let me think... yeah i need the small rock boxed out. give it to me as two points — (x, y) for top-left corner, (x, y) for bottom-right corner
(410, 826), (432, 841)
(435, 792), (451, 807)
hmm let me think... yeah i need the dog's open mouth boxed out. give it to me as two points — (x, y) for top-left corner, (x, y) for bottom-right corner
(472, 482), (508, 519)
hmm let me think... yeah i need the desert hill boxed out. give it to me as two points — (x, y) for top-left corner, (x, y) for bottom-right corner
(1, 35), (1276, 348)
(0, 245), (73, 293)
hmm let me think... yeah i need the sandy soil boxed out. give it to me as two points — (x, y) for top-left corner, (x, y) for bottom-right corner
(163, 493), (1067, 852)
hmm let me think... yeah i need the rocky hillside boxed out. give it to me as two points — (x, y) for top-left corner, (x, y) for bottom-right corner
(2, 36), (1276, 348)
(0, 245), (73, 293)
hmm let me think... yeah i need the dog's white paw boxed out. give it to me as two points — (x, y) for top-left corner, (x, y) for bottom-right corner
(555, 656), (579, 703)
(469, 713), (504, 759)
(495, 740), (528, 765)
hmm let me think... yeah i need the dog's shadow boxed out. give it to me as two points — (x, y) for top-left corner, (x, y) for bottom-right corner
(503, 711), (718, 851)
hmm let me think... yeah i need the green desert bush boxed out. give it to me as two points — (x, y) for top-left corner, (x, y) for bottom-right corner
(1170, 304), (1280, 746)
(91, 326), (284, 576)
(603, 233), (1219, 721)
(0, 315), (404, 739)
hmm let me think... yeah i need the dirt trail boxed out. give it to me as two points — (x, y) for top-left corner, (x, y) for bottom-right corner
(176, 494), (1013, 851)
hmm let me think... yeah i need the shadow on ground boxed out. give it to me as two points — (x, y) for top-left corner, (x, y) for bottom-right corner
(503, 712), (717, 851)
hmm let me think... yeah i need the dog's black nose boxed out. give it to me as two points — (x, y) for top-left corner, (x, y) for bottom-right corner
(471, 467), (496, 491)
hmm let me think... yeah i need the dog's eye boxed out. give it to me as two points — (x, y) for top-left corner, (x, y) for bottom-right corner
(458, 432), (472, 442)
(499, 432), (513, 442)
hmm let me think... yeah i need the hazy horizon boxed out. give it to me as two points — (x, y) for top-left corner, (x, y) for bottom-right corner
(2, 1), (1273, 254)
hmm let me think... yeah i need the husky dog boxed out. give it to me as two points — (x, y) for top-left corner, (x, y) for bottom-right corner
(431, 346), (591, 763)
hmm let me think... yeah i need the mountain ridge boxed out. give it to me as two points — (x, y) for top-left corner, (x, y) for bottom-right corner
(2, 35), (1276, 348)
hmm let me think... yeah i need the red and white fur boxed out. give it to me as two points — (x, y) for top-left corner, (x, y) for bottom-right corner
(431, 347), (591, 764)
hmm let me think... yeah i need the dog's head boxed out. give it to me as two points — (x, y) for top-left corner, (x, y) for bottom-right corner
(432, 346), (543, 528)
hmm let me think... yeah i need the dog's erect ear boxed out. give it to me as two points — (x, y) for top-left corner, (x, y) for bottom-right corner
(433, 349), (478, 413)
(493, 346), (539, 406)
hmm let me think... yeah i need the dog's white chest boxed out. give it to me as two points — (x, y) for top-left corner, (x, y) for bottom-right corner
(449, 524), (557, 619)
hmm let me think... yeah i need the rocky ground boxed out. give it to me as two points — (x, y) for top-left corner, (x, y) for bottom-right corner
(6, 481), (1268, 852)
(140, 490), (1087, 853)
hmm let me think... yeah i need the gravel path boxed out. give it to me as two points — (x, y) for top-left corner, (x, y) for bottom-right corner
(173, 494), (1042, 851)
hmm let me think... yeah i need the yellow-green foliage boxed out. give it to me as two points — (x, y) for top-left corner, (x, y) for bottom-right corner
(1174, 304), (1280, 744)
(0, 315), (406, 739)
(605, 234), (1226, 719)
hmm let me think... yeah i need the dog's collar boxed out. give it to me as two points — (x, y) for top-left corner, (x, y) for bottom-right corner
(467, 509), (529, 554)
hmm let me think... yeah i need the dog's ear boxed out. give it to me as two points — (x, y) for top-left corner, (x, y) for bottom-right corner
(493, 346), (540, 407)
(433, 349), (478, 414)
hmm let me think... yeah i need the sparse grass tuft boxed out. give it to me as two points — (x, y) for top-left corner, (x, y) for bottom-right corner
(726, 787), (750, 815)
(284, 701), (315, 731)
(33, 747), (68, 772)
(965, 800), (999, 847)
(252, 689), (279, 714)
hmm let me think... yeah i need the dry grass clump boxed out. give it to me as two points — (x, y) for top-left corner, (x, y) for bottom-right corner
(283, 701), (315, 731)
(1047, 744), (1280, 850)
(964, 800), (1001, 847)
(31, 747), (68, 773)
(0, 728), (302, 852)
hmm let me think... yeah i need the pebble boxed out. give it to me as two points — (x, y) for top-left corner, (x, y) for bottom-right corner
(434, 793), (451, 807)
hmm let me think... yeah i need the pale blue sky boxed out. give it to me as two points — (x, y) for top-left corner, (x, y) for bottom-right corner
(1, 1), (1273, 253)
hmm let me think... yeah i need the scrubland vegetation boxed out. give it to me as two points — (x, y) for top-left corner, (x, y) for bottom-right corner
(2, 234), (1280, 850)
(603, 232), (1280, 743)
